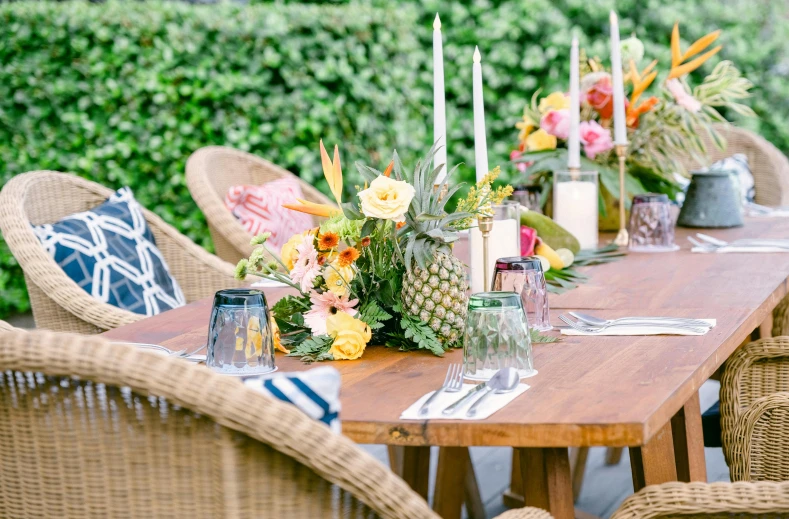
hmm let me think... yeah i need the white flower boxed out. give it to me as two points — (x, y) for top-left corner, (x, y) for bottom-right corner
(666, 79), (702, 113)
(357, 176), (416, 223)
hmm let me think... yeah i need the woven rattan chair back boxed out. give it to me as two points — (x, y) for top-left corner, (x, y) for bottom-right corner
(677, 125), (789, 206)
(186, 146), (333, 264)
(721, 338), (789, 478)
(0, 320), (15, 333)
(0, 330), (439, 519)
(0, 171), (244, 334)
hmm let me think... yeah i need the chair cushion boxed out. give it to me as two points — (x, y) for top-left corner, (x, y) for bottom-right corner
(710, 153), (755, 205)
(225, 179), (314, 252)
(245, 366), (341, 433)
(32, 187), (186, 316)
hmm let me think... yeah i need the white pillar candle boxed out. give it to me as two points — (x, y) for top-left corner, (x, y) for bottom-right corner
(472, 46), (488, 182)
(553, 181), (598, 250)
(568, 36), (581, 170)
(469, 219), (520, 293)
(609, 11), (628, 146)
(433, 14), (447, 184)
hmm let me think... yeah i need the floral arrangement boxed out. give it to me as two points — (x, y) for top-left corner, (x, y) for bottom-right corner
(235, 141), (510, 361)
(511, 23), (754, 204)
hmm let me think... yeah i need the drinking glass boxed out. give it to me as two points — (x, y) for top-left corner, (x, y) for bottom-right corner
(511, 185), (543, 214)
(492, 256), (552, 331)
(628, 193), (677, 252)
(553, 170), (598, 250)
(463, 292), (536, 381)
(207, 289), (275, 375)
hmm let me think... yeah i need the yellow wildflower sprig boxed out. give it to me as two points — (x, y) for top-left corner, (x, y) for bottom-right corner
(453, 167), (514, 228)
(668, 23), (722, 80)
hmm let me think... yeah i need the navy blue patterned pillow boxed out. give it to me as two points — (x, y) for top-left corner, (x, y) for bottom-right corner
(33, 187), (186, 316)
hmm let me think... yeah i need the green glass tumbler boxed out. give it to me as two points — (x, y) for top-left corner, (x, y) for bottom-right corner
(463, 291), (536, 381)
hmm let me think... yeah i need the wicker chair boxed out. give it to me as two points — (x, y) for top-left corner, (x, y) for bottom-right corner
(0, 171), (248, 334)
(607, 481), (789, 519)
(0, 320), (15, 332)
(720, 337), (789, 472)
(679, 125), (789, 206)
(186, 146), (334, 264)
(0, 329), (549, 519)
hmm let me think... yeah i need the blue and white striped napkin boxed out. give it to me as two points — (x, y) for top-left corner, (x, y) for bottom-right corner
(245, 366), (341, 433)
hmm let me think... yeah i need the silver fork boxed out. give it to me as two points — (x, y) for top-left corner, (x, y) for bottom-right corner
(418, 363), (463, 416)
(559, 315), (708, 334)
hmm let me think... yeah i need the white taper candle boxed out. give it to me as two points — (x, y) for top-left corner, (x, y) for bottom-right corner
(609, 11), (628, 145)
(568, 36), (581, 170)
(472, 46), (488, 182)
(433, 14), (447, 183)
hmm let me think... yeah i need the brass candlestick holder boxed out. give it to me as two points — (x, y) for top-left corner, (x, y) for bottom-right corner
(614, 144), (629, 247)
(478, 215), (494, 290)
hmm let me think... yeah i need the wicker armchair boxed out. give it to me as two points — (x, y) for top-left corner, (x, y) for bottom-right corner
(0, 329), (549, 519)
(0, 320), (15, 332)
(186, 146), (334, 264)
(679, 125), (789, 206)
(0, 171), (248, 334)
(608, 481), (789, 519)
(721, 338), (789, 473)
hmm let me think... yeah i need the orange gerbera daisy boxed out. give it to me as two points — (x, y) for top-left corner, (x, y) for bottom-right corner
(337, 247), (361, 267)
(360, 236), (371, 248)
(318, 232), (340, 250)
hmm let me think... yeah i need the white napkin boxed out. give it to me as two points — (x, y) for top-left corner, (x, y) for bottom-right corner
(562, 319), (716, 336)
(692, 246), (789, 253)
(747, 210), (789, 218)
(400, 383), (529, 421)
(251, 278), (290, 288)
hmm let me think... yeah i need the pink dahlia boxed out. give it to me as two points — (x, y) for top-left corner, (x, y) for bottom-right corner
(303, 290), (359, 335)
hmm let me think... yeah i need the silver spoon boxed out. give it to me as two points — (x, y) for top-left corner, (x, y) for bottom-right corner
(569, 311), (711, 329)
(465, 367), (520, 417)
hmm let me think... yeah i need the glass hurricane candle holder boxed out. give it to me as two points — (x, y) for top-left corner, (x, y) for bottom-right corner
(553, 170), (598, 250)
(492, 256), (552, 331)
(207, 289), (275, 376)
(470, 202), (521, 293)
(512, 185), (543, 214)
(628, 193), (678, 252)
(463, 292), (536, 381)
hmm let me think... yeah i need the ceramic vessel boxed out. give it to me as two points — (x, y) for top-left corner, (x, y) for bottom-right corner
(677, 170), (743, 228)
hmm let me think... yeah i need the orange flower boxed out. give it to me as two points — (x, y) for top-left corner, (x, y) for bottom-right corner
(337, 247), (361, 267)
(360, 236), (371, 248)
(318, 232), (340, 250)
(627, 96), (660, 128)
(396, 221), (406, 230)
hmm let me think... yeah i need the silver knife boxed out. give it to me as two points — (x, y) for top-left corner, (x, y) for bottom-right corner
(442, 383), (486, 415)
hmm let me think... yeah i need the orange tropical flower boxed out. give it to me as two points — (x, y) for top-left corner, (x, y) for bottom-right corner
(337, 247), (361, 267)
(668, 23), (722, 80)
(318, 232), (340, 250)
(282, 140), (343, 218)
(627, 96), (659, 128)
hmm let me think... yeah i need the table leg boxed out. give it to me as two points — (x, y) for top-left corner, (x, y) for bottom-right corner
(629, 421), (677, 492)
(671, 391), (707, 482)
(518, 447), (574, 519)
(401, 446), (431, 500)
(433, 448), (485, 519)
(605, 447), (624, 465)
(503, 449), (524, 508)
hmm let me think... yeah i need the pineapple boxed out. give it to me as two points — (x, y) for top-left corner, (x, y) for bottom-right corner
(398, 149), (469, 347)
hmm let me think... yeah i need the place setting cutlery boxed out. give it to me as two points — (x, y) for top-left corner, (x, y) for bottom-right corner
(111, 341), (206, 362)
(559, 313), (715, 336)
(689, 233), (789, 253)
(401, 366), (528, 420)
(745, 202), (789, 218)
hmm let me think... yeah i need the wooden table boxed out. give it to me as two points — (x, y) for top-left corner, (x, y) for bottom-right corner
(103, 218), (789, 519)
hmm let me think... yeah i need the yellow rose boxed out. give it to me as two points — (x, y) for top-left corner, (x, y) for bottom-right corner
(516, 112), (537, 144)
(270, 316), (289, 354)
(538, 91), (570, 114)
(326, 312), (371, 361)
(525, 129), (557, 151)
(357, 175), (415, 223)
(280, 229), (316, 270)
(324, 261), (354, 297)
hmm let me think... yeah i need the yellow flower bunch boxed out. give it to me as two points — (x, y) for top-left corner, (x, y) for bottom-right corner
(326, 312), (371, 360)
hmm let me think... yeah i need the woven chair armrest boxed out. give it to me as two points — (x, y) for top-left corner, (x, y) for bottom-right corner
(610, 481), (789, 519)
(492, 507), (554, 519)
(728, 392), (789, 481)
(0, 320), (17, 333)
(0, 330), (438, 519)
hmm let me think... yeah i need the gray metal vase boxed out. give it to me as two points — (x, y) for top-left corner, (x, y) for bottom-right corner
(677, 170), (744, 228)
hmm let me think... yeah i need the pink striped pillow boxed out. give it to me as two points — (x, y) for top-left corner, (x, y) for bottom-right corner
(225, 179), (314, 253)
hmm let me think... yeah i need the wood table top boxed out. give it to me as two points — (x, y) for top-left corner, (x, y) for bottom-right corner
(103, 217), (789, 448)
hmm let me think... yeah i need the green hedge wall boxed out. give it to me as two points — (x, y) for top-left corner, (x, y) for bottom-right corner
(1, 0), (788, 317)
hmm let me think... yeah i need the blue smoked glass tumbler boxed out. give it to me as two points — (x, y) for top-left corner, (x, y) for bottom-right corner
(207, 289), (275, 376)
